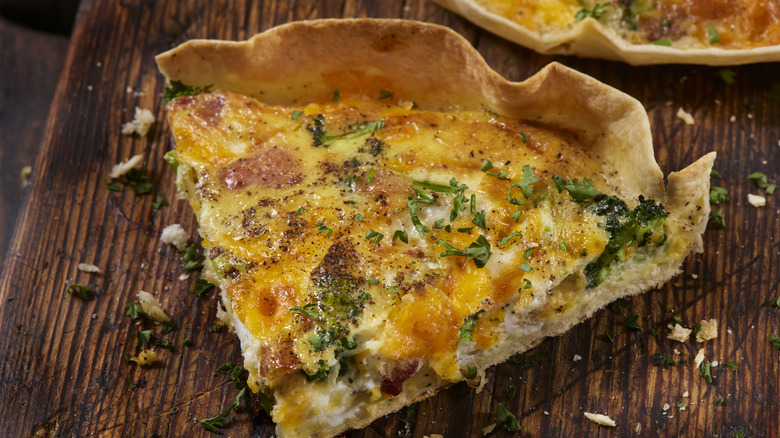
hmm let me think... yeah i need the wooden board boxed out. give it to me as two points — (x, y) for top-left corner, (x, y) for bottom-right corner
(0, 1), (778, 437)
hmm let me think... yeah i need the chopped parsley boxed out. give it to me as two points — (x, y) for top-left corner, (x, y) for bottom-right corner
(520, 132), (530, 143)
(295, 206), (305, 216)
(331, 89), (340, 102)
(365, 230), (384, 245)
(200, 387), (246, 433)
(392, 230), (409, 244)
(624, 314), (641, 331)
(209, 323), (222, 333)
(106, 182), (123, 192)
(459, 311), (485, 342)
(437, 235), (491, 268)
(519, 262), (533, 272)
(559, 241), (567, 251)
(709, 208), (726, 229)
(465, 364), (478, 379)
(155, 339), (174, 350)
(552, 175), (601, 204)
(367, 167), (375, 184)
(699, 361), (713, 384)
(122, 352), (133, 363)
(521, 279), (532, 290)
(505, 385), (517, 400)
(707, 23), (720, 44)
(499, 232), (523, 247)
(125, 302), (144, 319)
(724, 360), (738, 372)
(770, 335), (780, 350)
(366, 277), (378, 285)
(713, 396), (725, 406)
(488, 170), (509, 180)
(291, 110), (304, 121)
(163, 80), (213, 103)
(472, 210), (487, 230)
(603, 331), (616, 343)
(316, 221), (334, 238)
(161, 321), (175, 335)
(748, 171), (776, 195)
(289, 303), (322, 321)
(574, 2), (609, 22)
(507, 165), (540, 205)
(151, 193), (168, 209)
(378, 89), (393, 100)
(194, 279), (216, 297)
(711, 170), (722, 179)
(652, 37), (672, 46)
(136, 330), (152, 348)
(496, 403), (521, 432)
(710, 186), (729, 204)
(355, 213), (364, 222)
(480, 159), (494, 172)
(308, 116), (384, 146)
(408, 198), (431, 238)
(716, 68), (737, 85)
(652, 352), (676, 367)
(66, 284), (92, 300)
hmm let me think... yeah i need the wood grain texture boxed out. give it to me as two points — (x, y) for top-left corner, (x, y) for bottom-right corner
(0, 1), (778, 437)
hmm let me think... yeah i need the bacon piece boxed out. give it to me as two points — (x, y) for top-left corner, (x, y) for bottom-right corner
(380, 359), (420, 396)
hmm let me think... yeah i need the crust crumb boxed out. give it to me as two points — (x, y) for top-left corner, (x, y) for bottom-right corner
(676, 107), (695, 125)
(696, 318), (718, 342)
(110, 154), (143, 178)
(122, 107), (156, 137)
(584, 412), (616, 427)
(667, 323), (692, 342)
(748, 194), (766, 207)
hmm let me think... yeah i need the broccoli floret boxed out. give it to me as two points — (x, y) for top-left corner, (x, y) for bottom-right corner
(584, 195), (669, 288)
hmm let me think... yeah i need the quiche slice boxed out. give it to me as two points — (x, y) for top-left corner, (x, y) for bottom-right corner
(434, 0), (780, 65)
(157, 19), (714, 437)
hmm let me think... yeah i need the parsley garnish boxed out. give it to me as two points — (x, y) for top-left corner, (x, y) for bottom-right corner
(392, 230), (409, 244)
(200, 387), (246, 433)
(194, 279), (216, 297)
(356, 213), (364, 222)
(465, 365), (478, 379)
(366, 277), (378, 285)
(523, 248), (533, 260)
(724, 360), (738, 372)
(652, 352), (676, 366)
(136, 330), (152, 348)
(367, 167), (375, 184)
(378, 89), (393, 100)
(472, 210), (487, 230)
(559, 241), (567, 251)
(66, 284), (92, 300)
(711, 170), (722, 178)
(122, 352), (133, 363)
(520, 132), (530, 142)
(151, 193), (168, 209)
(699, 361), (713, 384)
(437, 235), (492, 268)
(161, 321), (175, 335)
(289, 303), (322, 321)
(480, 160), (494, 172)
(608, 298), (628, 314)
(707, 23), (720, 44)
(408, 198), (431, 238)
(748, 172), (776, 194)
(106, 182), (123, 192)
(295, 206), (305, 216)
(716, 68), (737, 85)
(316, 221), (333, 237)
(208, 323), (222, 333)
(505, 385), (517, 400)
(507, 165), (540, 205)
(155, 339), (174, 350)
(603, 331), (616, 343)
(411, 180), (460, 194)
(574, 2), (609, 22)
(499, 232), (523, 247)
(459, 311), (484, 342)
(709, 208), (726, 229)
(365, 230), (384, 245)
(710, 186), (729, 204)
(624, 314), (641, 331)
(521, 279), (532, 289)
(488, 170), (510, 180)
(331, 89), (340, 102)
(552, 175), (602, 204)
(770, 335), (780, 350)
(125, 302), (144, 319)
(519, 262), (533, 272)
(713, 396), (725, 406)
(652, 37), (672, 46)
(291, 110), (304, 121)
(163, 80), (213, 103)
(496, 403), (521, 432)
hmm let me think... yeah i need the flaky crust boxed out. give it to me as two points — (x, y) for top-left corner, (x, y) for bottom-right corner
(434, 0), (780, 65)
(157, 19), (713, 438)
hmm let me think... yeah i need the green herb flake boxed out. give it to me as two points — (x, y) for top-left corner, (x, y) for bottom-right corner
(710, 186), (729, 204)
(699, 361), (713, 384)
(768, 297), (780, 307)
(709, 208), (726, 229)
(711, 170), (722, 178)
(481, 160), (494, 172)
(155, 339), (174, 350)
(521, 279), (532, 290)
(106, 182), (124, 192)
(295, 206), (305, 216)
(136, 330), (152, 348)
(378, 89), (394, 100)
(465, 364), (478, 379)
(437, 235), (492, 268)
(523, 248), (533, 260)
(624, 314), (641, 331)
(408, 198), (431, 238)
(367, 167), (375, 184)
(355, 213), (365, 222)
(392, 230), (409, 244)
(505, 385), (517, 400)
(291, 110), (304, 121)
(459, 311), (484, 342)
(574, 2), (609, 22)
(551, 175), (602, 204)
(151, 193), (168, 209)
(511, 209), (523, 222)
(499, 232), (523, 247)
(122, 352), (133, 363)
(488, 170), (510, 180)
(183, 338), (193, 347)
(289, 303), (322, 321)
(200, 387), (246, 433)
(716, 68), (737, 85)
(604, 331), (616, 343)
(707, 23), (720, 44)
(365, 230), (384, 245)
(6, 297), (14, 302)
(519, 262), (533, 272)
(748, 171), (776, 194)
(652, 352), (676, 366)
(194, 278), (216, 297)
(520, 132), (530, 142)
(331, 89), (340, 102)
(559, 241), (568, 251)
(472, 210), (487, 230)
(66, 284), (92, 300)
(608, 298), (628, 314)
(770, 335), (780, 350)
(724, 360), (738, 372)
(161, 321), (175, 335)
(209, 323), (222, 333)
(366, 277), (378, 285)
(652, 37), (673, 46)
(714, 396), (725, 406)
(125, 302), (144, 319)
(163, 80), (213, 103)
(317, 222), (334, 237)
(507, 165), (541, 205)
(496, 403), (522, 432)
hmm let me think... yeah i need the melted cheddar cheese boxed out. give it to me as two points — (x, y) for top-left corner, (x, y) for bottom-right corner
(166, 89), (675, 437)
(475, 0), (780, 49)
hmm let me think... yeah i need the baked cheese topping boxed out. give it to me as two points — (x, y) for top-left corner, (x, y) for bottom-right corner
(166, 89), (677, 436)
(475, 0), (780, 49)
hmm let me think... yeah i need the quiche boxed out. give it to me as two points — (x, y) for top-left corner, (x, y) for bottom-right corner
(435, 0), (780, 65)
(156, 19), (714, 437)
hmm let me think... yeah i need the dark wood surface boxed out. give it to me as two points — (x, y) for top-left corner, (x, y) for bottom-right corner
(1, 1), (778, 437)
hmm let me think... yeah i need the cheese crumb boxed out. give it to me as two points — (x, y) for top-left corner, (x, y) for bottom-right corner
(121, 107), (155, 137)
(78, 263), (101, 274)
(109, 154), (143, 178)
(748, 194), (766, 207)
(481, 423), (496, 435)
(584, 412), (616, 427)
(696, 318), (718, 342)
(132, 349), (158, 366)
(573, 354), (582, 362)
(694, 348), (706, 370)
(160, 224), (188, 250)
(730, 115), (736, 122)
(683, 391), (689, 398)
(137, 291), (170, 323)
(712, 361), (719, 367)
(676, 107), (695, 125)
(667, 324), (692, 342)
(662, 403), (670, 411)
